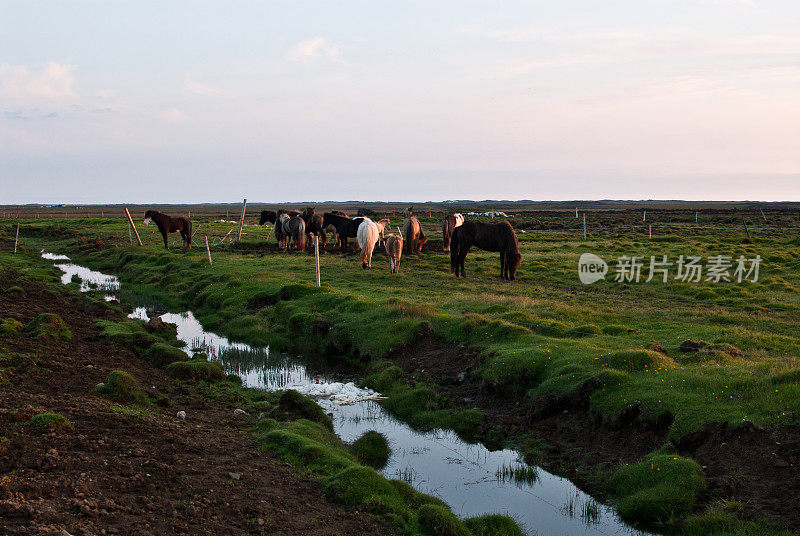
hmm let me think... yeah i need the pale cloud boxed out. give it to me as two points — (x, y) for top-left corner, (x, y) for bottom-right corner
(161, 107), (189, 123)
(0, 61), (76, 101)
(184, 76), (225, 97)
(288, 37), (342, 63)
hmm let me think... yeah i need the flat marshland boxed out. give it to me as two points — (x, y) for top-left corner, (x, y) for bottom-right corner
(3, 201), (799, 535)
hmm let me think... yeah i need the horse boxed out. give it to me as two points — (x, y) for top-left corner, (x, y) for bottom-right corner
(402, 216), (427, 254)
(282, 214), (306, 252)
(331, 210), (349, 218)
(258, 210), (277, 226)
(450, 221), (522, 280)
(357, 208), (377, 217)
(322, 212), (364, 253)
(300, 207), (327, 252)
(357, 218), (380, 268)
(374, 218), (390, 248)
(143, 210), (192, 249)
(441, 213), (465, 252)
(275, 214), (289, 250)
(385, 234), (403, 274)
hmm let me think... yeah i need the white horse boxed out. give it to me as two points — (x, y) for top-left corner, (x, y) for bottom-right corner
(357, 218), (380, 268)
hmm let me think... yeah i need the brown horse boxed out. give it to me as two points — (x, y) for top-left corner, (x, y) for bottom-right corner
(441, 213), (465, 252)
(450, 221), (521, 280)
(144, 210), (192, 249)
(402, 216), (427, 253)
(301, 207), (327, 251)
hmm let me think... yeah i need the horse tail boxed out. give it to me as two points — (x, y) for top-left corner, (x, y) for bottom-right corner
(450, 227), (460, 274)
(296, 220), (306, 251)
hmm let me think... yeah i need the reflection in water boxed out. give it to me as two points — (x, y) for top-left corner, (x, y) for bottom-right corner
(46, 252), (653, 536)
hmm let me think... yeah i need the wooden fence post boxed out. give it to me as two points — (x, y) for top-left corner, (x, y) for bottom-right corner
(124, 208), (142, 245)
(583, 214), (587, 240)
(742, 218), (752, 242)
(205, 236), (212, 265)
(314, 236), (321, 287)
(649, 225), (652, 239)
(237, 198), (247, 241)
(14, 224), (19, 253)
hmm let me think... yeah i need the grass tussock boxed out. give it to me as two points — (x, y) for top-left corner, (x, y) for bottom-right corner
(25, 313), (71, 341)
(351, 430), (391, 469)
(611, 453), (706, 524)
(95, 370), (147, 405)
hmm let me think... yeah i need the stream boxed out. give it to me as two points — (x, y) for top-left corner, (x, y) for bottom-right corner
(44, 251), (652, 536)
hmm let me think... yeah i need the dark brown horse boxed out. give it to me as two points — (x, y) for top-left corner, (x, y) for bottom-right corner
(450, 221), (521, 280)
(258, 210), (277, 225)
(300, 207), (327, 251)
(322, 212), (364, 253)
(144, 210), (192, 249)
(441, 213), (464, 252)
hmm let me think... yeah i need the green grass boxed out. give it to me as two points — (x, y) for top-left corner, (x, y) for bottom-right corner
(611, 453), (706, 524)
(28, 412), (71, 431)
(25, 313), (71, 341)
(351, 430), (391, 469)
(165, 356), (224, 382)
(95, 370), (147, 404)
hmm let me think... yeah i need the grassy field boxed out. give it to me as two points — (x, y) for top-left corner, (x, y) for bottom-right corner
(3, 204), (799, 534)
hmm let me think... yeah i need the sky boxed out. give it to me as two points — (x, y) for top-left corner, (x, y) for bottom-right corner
(1, 0), (799, 203)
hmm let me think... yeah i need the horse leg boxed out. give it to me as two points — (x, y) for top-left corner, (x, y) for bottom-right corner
(500, 250), (506, 280)
(161, 231), (169, 249)
(458, 245), (470, 277)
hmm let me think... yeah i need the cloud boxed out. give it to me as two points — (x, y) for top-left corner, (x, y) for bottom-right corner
(184, 76), (225, 97)
(288, 37), (342, 63)
(161, 108), (189, 123)
(0, 62), (76, 101)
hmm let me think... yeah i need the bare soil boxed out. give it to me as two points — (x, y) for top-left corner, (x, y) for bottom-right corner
(385, 329), (800, 532)
(0, 274), (395, 536)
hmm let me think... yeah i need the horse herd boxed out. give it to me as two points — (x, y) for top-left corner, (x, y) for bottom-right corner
(143, 207), (521, 280)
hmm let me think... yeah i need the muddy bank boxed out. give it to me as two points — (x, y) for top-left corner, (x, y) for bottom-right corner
(384, 328), (800, 531)
(0, 273), (395, 536)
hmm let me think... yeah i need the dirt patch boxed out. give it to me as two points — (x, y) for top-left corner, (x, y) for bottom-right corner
(676, 421), (800, 527)
(384, 329), (800, 531)
(0, 273), (395, 536)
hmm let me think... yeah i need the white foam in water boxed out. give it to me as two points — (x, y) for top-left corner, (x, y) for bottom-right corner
(42, 251), (120, 293)
(45, 253), (652, 536)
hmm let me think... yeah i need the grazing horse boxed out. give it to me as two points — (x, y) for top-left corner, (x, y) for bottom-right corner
(402, 216), (427, 254)
(385, 234), (403, 274)
(357, 218), (380, 268)
(450, 221), (522, 280)
(144, 210), (192, 249)
(300, 207), (327, 251)
(441, 213), (465, 252)
(322, 212), (364, 253)
(331, 210), (349, 218)
(357, 208), (377, 217)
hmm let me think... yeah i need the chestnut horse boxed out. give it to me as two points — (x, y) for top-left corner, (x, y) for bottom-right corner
(450, 221), (521, 280)
(144, 210), (192, 249)
(402, 216), (427, 253)
(441, 213), (464, 252)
